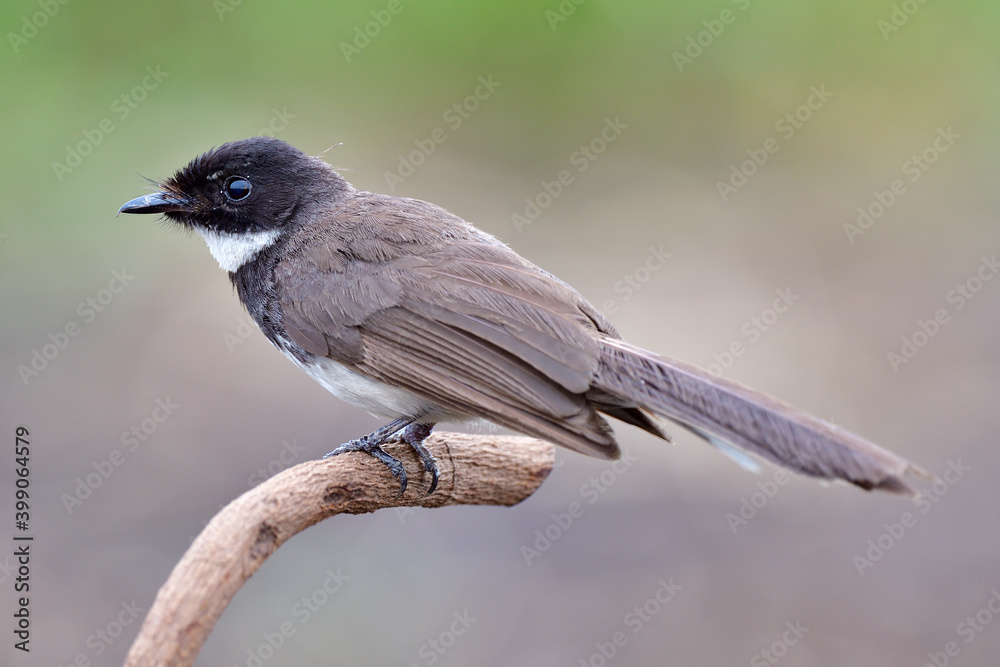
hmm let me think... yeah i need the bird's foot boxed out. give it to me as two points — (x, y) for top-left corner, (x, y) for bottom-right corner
(401, 422), (438, 494)
(324, 418), (438, 496)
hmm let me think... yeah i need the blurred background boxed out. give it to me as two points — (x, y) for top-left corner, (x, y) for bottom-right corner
(2, 1), (999, 665)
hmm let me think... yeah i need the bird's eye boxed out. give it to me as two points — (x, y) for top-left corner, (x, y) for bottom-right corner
(224, 177), (252, 201)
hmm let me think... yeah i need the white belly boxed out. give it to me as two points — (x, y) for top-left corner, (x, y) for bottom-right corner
(286, 352), (450, 421)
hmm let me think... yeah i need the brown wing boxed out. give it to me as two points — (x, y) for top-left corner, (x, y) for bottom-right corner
(274, 192), (623, 458)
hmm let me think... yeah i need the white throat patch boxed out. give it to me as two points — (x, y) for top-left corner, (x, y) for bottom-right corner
(196, 229), (280, 272)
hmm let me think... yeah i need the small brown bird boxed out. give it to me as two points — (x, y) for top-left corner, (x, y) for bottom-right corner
(120, 137), (927, 495)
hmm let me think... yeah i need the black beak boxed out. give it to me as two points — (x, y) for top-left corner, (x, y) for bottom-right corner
(117, 191), (188, 217)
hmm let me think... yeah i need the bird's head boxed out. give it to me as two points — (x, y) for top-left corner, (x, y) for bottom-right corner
(119, 137), (349, 271)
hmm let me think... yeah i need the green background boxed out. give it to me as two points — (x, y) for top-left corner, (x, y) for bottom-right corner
(2, 1), (999, 665)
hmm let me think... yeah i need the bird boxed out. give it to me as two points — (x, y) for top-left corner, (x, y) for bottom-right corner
(119, 136), (928, 496)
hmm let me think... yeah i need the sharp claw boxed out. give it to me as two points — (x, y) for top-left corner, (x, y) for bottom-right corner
(402, 423), (439, 495)
(394, 467), (408, 497)
(418, 448), (439, 495)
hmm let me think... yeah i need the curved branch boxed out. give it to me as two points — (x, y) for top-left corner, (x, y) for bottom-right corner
(124, 433), (554, 667)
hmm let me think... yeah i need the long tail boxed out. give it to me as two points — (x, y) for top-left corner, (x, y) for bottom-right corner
(591, 338), (929, 494)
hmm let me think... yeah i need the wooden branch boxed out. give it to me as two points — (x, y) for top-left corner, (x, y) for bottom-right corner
(124, 433), (554, 667)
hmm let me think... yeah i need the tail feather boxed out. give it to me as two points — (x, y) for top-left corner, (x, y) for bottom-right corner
(592, 338), (929, 494)
(679, 422), (762, 473)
